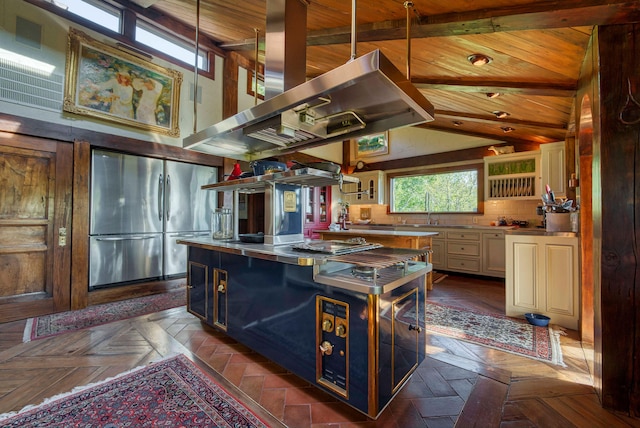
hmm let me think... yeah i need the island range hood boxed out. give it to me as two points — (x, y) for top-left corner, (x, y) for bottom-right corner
(183, 0), (435, 160)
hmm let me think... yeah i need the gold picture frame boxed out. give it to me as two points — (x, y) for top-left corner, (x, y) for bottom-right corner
(355, 131), (389, 158)
(63, 28), (182, 137)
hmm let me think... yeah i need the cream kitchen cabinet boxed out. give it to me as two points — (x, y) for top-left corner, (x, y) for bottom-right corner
(505, 233), (579, 330)
(344, 170), (385, 205)
(446, 230), (481, 274)
(482, 231), (505, 278)
(541, 141), (566, 198)
(368, 225), (506, 278)
(429, 235), (446, 270)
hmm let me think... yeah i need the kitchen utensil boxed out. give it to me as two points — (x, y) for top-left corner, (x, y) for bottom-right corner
(290, 160), (341, 173)
(239, 232), (264, 243)
(250, 160), (287, 176)
(562, 200), (574, 210)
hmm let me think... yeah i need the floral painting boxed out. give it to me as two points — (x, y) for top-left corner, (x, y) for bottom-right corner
(64, 28), (182, 137)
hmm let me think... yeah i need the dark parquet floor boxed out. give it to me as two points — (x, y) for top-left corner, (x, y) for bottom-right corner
(0, 273), (638, 427)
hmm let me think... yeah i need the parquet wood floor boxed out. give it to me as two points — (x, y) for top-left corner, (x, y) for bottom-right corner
(0, 274), (638, 427)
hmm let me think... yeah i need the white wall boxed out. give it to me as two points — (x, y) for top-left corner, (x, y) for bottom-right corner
(0, 0), (222, 148)
(350, 126), (508, 165)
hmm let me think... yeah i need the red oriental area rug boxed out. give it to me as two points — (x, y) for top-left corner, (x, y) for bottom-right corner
(23, 288), (186, 342)
(0, 354), (270, 428)
(419, 302), (565, 366)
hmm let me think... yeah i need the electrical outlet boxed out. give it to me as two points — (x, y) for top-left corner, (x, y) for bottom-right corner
(472, 216), (478, 224)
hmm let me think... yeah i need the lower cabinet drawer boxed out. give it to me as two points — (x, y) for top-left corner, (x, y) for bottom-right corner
(447, 241), (480, 256)
(447, 257), (481, 272)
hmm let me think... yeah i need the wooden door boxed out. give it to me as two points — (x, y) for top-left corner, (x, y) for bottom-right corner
(0, 134), (73, 322)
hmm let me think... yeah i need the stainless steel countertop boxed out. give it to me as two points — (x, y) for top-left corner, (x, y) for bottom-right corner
(315, 229), (438, 237)
(504, 229), (578, 237)
(177, 237), (327, 266)
(348, 224), (516, 231)
(177, 237), (432, 295)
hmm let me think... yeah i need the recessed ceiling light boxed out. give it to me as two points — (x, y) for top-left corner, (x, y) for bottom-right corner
(493, 110), (510, 119)
(453, 121), (463, 126)
(486, 92), (501, 98)
(501, 126), (515, 133)
(467, 53), (493, 66)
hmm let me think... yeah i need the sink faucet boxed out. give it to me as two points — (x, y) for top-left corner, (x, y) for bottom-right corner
(425, 191), (432, 225)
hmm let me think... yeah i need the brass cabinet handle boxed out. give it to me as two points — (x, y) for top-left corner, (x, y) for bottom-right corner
(409, 324), (423, 333)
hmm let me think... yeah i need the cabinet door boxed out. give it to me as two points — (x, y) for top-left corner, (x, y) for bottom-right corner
(543, 241), (578, 328)
(348, 171), (385, 204)
(187, 261), (207, 320)
(430, 239), (445, 269)
(304, 186), (331, 239)
(482, 232), (506, 277)
(506, 240), (540, 314)
(541, 142), (566, 198)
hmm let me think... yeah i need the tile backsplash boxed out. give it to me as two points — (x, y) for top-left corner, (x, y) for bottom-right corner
(343, 199), (543, 227)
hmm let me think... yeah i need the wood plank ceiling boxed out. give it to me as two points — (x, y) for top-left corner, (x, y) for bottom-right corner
(129, 0), (640, 146)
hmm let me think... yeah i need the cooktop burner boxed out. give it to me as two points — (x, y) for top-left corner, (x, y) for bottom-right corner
(351, 266), (379, 281)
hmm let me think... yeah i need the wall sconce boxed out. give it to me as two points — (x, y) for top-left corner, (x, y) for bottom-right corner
(501, 126), (515, 133)
(493, 110), (510, 119)
(467, 53), (492, 66)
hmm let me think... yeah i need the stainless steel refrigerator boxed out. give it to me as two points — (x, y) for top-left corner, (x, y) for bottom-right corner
(89, 149), (217, 289)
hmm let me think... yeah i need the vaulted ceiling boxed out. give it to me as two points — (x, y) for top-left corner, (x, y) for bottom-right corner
(126, 0), (640, 146)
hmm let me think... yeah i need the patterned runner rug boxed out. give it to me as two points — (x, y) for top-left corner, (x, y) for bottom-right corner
(23, 288), (186, 342)
(416, 302), (565, 366)
(0, 354), (270, 427)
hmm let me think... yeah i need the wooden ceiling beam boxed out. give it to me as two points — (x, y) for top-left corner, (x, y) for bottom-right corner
(415, 123), (564, 145)
(412, 78), (577, 97)
(220, 0), (640, 50)
(434, 110), (568, 130)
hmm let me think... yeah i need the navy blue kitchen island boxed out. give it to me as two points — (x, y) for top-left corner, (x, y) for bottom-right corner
(178, 237), (431, 419)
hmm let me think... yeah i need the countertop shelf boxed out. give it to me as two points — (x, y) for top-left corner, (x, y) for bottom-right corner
(201, 167), (359, 193)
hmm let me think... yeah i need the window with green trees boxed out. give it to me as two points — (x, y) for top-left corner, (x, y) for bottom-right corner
(390, 168), (480, 213)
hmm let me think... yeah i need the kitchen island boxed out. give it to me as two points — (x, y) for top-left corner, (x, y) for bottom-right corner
(178, 236), (432, 419)
(315, 228), (437, 289)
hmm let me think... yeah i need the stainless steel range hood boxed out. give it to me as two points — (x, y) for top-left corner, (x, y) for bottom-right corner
(183, 0), (435, 160)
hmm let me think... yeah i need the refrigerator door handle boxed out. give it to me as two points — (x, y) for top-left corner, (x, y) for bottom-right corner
(95, 236), (156, 241)
(158, 173), (163, 222)
(166, 174), (171, 222)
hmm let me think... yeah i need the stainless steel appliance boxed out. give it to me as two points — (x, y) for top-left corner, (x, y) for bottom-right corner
(200, 167), (358, 245)
(89, 149), (216, 289)
(183, 0), (435, 160)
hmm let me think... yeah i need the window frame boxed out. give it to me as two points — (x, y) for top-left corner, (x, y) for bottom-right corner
(386, 162), (485, 215)
(33, 0), (216, 80)
(135, 19), (209, 73)
(246, 67), (265, 100)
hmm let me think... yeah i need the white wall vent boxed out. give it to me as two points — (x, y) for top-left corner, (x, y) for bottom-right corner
(0, 58), (64, 112)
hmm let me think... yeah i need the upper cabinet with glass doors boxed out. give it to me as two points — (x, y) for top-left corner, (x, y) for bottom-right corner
(304, 186), (331, 239)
